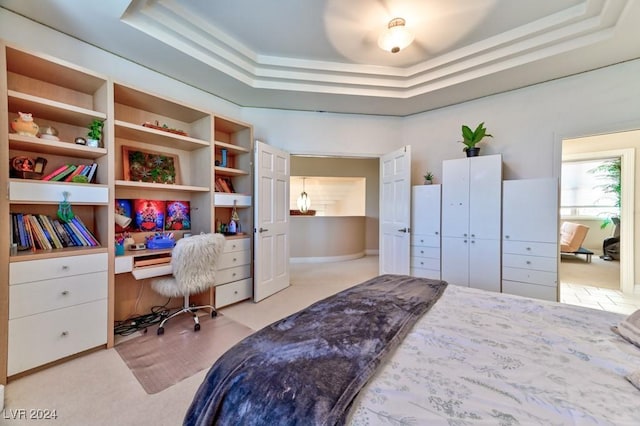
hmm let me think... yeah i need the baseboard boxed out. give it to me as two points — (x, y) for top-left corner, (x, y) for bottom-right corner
(365, 249), (379, 256)
(290, 252), (366, 264)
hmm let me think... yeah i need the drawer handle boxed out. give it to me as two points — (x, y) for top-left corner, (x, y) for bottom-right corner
(61, 290), (69, 296)
(420, 250), (424, 254)
(62, 265), (69, 271)
(526, 261), (531, 265)
(232, 244), (237, 249)
(505, 235), (510, 239)
(526, 247), (531, 251)
(420, 239), (424, 243)
(232, 273), (237, 277)
(233, 258), (237, 262)
(61, 331), (69, 337)
(234, 290), (238, 294)
(435, 232), (439, 235)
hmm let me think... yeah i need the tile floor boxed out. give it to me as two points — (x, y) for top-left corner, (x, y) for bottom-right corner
(560, 282), (640, 315)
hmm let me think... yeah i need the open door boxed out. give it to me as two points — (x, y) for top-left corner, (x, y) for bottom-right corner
(254, 141), (290, 302)
(379, 146), (412, 275)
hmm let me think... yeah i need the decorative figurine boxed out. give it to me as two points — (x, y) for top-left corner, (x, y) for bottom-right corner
(11, 112), (39, 137)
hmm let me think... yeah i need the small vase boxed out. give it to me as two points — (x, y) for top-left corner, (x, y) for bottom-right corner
(465, 147), (480, 157)
(424, 180), (433, 185)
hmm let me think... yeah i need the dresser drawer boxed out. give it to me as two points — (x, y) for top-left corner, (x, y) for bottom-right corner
(10, 253), (108, 285)
(223, 237), (251, 253)
(502, 240), (557, 257)
(216, 265), (251, 286)
(10, 271), (107, 319)
(215, 278), (252, 308)
(411, 257), (440, 271)
(502, 267), (557, 287)
(411, 268), (441, 280)
(215, 193), (251, 207)
(502, 280), (557, 302)
(219, 250), (251, 269)
(411, 246), (440, 259)
(411, 235), (439, 247)
(9, 180), (108, 204)
(502, 253), (557, 272)
(8, 299), (107, 375)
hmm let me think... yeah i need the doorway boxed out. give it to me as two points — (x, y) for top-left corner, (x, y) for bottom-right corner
(560, 134), (635, 298)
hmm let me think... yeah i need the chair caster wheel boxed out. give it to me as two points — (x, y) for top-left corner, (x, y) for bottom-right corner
(157, 327), (165, 335)
(194, 323), (201, 332)
(211, 311), (218, 318)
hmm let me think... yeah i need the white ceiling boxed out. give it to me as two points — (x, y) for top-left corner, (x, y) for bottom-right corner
(1, 0), (638, 116)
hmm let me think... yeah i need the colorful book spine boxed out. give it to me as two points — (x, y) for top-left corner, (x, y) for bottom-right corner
(52, 219), (75, 247)
(86, 163), (98, 182)
(23, 215), (37, 252)
(66, 220), (90, 246)
(27, 214), (51, 250)
(62, 222), (83, 246)
(50, 165), (77, 181)
(15, 213), (27, 247)
(71, 216), (99, 246)
(64, 164), (86, 182)
(39, 215), (63, 249)
(40, 164), (69, 181)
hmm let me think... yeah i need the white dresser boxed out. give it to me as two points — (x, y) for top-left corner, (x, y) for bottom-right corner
(502, 178), (559, 301)
(410, 185), (441, 279)
(8, 253), (108, 375)
(215, 237), (253, 308)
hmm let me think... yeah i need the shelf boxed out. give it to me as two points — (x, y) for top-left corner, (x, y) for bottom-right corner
(214, 140), (250, 154)
(9, 134), (107, 159)
(8, 90), (106, 126)
(115, 120), (209, 151)
(115, 180), (209, 192)
(215, 166), (249, 177)
(9, 246), (108, 263)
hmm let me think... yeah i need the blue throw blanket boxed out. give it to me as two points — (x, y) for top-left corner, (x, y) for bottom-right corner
(184, 274), (448, 426)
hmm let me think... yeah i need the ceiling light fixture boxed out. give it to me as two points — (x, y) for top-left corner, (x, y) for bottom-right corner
(378, 17), (414, 53)
(297, 177), (311, 213)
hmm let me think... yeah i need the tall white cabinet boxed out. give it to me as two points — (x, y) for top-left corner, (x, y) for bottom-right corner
(502, 178), (559, 301)
(441, 155), (502, 292)
(410, 185), (441, 279)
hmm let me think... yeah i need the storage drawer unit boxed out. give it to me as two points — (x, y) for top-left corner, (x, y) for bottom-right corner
(215, 278), (252, 309)
(215, 237), (252, 308)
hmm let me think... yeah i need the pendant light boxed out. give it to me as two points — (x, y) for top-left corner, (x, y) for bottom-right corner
(378, 17), (414, 53)
(297, 177), (311, 213)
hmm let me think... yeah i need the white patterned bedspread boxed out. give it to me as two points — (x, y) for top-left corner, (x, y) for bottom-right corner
(348, 285), (640, 425)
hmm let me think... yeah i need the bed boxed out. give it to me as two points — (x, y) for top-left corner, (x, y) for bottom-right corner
(185, 275), (640, 425)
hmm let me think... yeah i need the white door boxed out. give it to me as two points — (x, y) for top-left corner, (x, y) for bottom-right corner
(441, 158), (469, 238)
(469, 155), (502, 240)
(254, 141), (290, 302)
(470, 238), (501, 292)
(441, 237), (469, 286)
(379, 146), (411, 275)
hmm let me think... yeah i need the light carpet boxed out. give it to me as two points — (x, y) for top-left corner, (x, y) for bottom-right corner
(115, 313), (254, 394)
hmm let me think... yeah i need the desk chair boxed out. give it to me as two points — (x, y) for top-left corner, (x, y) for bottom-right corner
(150, 233), (226, 335)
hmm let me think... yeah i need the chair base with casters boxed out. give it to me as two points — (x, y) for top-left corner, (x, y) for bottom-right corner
(150, 233), (226, 335)
(156, 295), (217, 335)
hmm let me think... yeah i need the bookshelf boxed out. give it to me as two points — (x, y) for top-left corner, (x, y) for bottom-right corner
(1, 42), (111, 382)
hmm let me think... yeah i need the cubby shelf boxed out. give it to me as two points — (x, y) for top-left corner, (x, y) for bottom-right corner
(215, 140), (249, 154)
(114, 180), (209, 192)
(8, 91), (106, 126)
(215, 166), (249, 177)
(10, 246), (108, 262)
(115, 120), (209, 151)
(9, 134), (107, 159)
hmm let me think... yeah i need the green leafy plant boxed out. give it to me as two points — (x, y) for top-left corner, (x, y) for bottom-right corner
(460, 122), (492, 151)
(423, 171), (434, 182)
(71, 175), (89, 183)
(588, 158), (621, 229)
(87, 119), (104, 140)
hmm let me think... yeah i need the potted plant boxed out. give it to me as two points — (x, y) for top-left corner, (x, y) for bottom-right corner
(423, 172), (434, 185)
(86, 119), (104, 148)
(460, 122), (492, 157)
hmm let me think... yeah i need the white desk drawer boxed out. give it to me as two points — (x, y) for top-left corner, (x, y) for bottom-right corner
(503, 253), (557, 272)
(503, 240), (557, 257)
(9, 180), (108, 204)
(219, 250), (251, 269)
(411, 235), (439, 247)
(216, 265), (251, 286)
(411, 268), (441, 280)
(411, 257), (440, 271)
(215, 193), (251, 207)
(10, 253), (108, 285)
(115, 256), (133, 274)
(411, 246), (440, 259)
(10, 271), (107, 319)
(215, 278), (252, 308)
(8, 299), (107, 375)
(223, 237), (251, 253)
(502, 267), (557, 287)
(503, 280), (557, 302)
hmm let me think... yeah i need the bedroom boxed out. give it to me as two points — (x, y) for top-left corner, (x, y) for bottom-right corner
(1, 1), (640, 424)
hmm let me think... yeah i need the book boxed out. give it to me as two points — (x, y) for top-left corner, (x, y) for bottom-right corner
(52, 219), (75, 247)
(62, 222), (84, 246)
(40, 164), (69, 181)
(37, 214), (63, 249)
(15, 213), (28, 247)
(72, 216), (100, 246)
(66, 220), (90, 246)
(23, 215), (37, 251)
(27, 214), (51, 249)
(64, 164), (86, 182)
(86, 163), (98, 182)
(50, 165), (77, 181)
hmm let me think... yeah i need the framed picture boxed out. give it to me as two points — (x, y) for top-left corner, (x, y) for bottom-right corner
(122, 146), (181, 184)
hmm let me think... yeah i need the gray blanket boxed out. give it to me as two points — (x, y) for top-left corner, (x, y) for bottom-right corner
(184, 274), (448, 426)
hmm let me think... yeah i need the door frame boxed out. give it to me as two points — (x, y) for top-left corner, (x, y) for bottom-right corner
(561, 148), (634, 294)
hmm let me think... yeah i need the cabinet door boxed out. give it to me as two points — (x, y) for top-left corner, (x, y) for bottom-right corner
(441, 237), (469, 286)
(469, 238), (501, 292)
(469, 155), (502, 240)
(412, 185), (441, 236)
(442, 159), (469, 237)
(503, 178), (558, 243)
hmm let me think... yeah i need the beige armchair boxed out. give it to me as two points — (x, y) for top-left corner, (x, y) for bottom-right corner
(560, 222), (593, 262)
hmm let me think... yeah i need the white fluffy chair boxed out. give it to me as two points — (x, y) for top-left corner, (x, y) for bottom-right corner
(150, 233), (226, 335)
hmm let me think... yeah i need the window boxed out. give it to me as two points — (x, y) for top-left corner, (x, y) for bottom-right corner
(561, 158), (620, 219)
